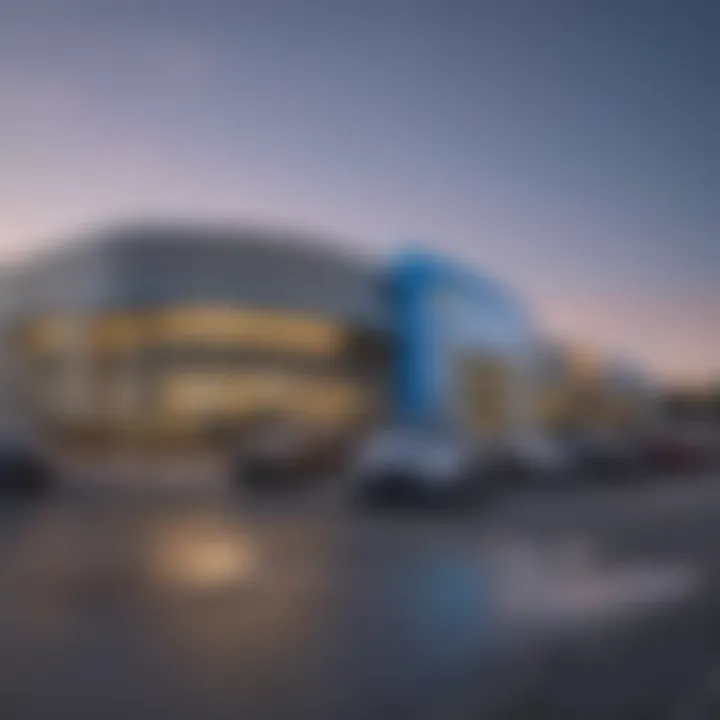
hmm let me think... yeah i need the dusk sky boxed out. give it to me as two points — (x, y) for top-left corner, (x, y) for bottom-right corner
(1, 0), (718, 382)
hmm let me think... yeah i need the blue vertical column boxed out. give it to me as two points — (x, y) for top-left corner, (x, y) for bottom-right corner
(390, 251), (445, 426)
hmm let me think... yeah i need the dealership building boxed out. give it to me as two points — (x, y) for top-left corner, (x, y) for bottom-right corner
(0, 222), (648, 451)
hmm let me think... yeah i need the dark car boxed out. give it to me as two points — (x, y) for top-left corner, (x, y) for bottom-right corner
(565, 430), (646, 481)
(232, 422), (351, 492)
(643, 427), (716, 475)
(0, 434), (51, 497)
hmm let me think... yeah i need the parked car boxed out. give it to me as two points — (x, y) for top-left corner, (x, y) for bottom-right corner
(643, 427), (715, 474)
(564, 430), (646, 480)
(352, 425), (492, 508)
(0, 432), (51, 497)
(232, 421), (351, 491)
(488, 433), (577, 484)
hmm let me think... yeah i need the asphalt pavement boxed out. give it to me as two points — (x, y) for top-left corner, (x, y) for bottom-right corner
(2, 475), (720, 719)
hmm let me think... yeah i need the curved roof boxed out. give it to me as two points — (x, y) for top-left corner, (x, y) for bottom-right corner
(7, 222), (390, 330)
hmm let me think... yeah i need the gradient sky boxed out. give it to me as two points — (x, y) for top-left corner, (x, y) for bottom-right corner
(1, 0), (718, 382)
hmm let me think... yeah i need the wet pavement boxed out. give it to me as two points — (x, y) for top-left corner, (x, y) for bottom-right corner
(2, 477), (720, 719)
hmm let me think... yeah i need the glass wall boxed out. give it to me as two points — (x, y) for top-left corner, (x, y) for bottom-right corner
(17, 306), (391, 447)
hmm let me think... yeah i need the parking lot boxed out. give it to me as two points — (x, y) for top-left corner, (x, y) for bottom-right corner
(2, 473), (720, 719)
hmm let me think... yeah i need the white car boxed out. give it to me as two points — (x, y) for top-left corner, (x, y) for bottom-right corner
(352, 426), (491, 508)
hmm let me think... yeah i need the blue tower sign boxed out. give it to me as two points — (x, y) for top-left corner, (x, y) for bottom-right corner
(389, 248), (536, 431)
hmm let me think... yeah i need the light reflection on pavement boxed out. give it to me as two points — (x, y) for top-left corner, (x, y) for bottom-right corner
(484, 533), (702, 633)
(0, 501), (492, 719)
(0, 479), (719, 719)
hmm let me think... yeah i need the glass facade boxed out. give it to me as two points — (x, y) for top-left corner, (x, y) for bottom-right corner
(17, 307), (391, 446)
(7, 229), (656, 454)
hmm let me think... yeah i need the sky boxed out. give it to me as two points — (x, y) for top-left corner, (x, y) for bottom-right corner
(1, 0), (718, 382)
